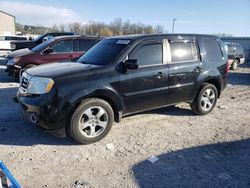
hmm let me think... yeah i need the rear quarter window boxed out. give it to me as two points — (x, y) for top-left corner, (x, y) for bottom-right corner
(202, 39), (223, 61)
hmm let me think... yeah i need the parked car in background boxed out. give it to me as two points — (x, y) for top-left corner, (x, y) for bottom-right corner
(224, 42), (245, 70)
(17, 34), (228, 144)
(10, 32), (75, 51)
(0, 35), (28, 57)
(6, 36), (101, 78)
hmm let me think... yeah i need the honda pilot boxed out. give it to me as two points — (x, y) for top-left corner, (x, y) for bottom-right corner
(17, 34), (228, 144)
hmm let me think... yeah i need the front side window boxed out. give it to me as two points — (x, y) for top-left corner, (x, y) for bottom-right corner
(129, 43), (163, 66)
(51, 40), (73, 53)
(170, 41), (199, 63)
(203, 39), (223, 61)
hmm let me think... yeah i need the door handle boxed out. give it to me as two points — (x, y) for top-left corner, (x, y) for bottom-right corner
(194, 66), (202, 72)
(68, 55), (73, 58)
(155, 72), (165, 79)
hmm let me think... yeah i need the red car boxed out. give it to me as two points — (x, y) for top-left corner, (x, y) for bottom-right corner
(6, 36), (102, 78)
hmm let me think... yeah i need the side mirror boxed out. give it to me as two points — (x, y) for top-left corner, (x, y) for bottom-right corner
(119, 59), (138, 73)
(43, 48), (53, 55)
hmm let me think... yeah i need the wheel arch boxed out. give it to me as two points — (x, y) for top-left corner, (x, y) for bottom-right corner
(66, 88), (125, 125)
(202, 78), (221, 98)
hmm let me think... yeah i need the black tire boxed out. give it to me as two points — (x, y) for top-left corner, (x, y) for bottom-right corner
(231, 59), (239, 70)
(190, 83), (218, 115)
(69, 98), (114, 144)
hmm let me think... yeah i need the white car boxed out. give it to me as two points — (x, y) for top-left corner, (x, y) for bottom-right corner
(0, 35), (28, 57)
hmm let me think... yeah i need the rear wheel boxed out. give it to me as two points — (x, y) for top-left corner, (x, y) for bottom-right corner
(190, 84), (218, 115)
(231, 59), (239, 70)
(69, 98), (114, 144)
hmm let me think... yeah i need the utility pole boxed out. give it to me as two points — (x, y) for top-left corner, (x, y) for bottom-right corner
(172, 18), (176, 33)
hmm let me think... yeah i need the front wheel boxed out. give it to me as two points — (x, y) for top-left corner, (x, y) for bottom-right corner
(69, 98), (114, 144)
(190, 84), (218, 115)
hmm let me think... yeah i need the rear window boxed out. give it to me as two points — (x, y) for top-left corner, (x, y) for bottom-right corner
(0, 36), (27, 41)
(203, 39), (223, 61)
(170, 41), (199, 63)
(236, 45), (244, 54)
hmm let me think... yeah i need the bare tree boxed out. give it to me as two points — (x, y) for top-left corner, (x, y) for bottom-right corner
(154, 25), (165, 34)
(110, 18), (123, 35)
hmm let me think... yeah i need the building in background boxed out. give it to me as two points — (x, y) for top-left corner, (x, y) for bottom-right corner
(222, 37), (250, 60)
(0, 11), (16, 36)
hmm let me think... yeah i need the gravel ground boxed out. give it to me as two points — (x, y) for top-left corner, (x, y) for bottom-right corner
(0, 59), (250, 188)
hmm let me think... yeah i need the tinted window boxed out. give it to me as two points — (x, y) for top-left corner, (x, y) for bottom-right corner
(78, 39), (129, 65)
(170, 41), (199, 63)
(236, 45), (244, 54)
(78, 39), (98, 52)
(0, 36), (27, 40)
(129, 43), (163, 66)
(6, 36), (27, 40)
(227, 44), (235, 54)
(31, 38), (55, 52)
(51, 40), (73, 53)
(203, 39), (222, 61)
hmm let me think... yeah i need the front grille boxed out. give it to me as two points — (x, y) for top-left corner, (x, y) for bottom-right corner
(19, 72), (31, 94)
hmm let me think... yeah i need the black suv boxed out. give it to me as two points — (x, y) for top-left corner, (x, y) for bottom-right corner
(224, 42), (245, 70)
(10, 32), (75, 51)
(17, 34), (228, 144)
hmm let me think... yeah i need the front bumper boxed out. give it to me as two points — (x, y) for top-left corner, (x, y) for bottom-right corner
(6, 60), (21, 78)
(16, 91), (68, 134)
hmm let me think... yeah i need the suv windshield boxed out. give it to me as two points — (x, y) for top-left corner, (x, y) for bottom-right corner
(31, 38), (55, 52)
(77, 39), (130, 65)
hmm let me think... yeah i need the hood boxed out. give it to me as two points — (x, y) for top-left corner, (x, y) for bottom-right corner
(8, 48), (33, 58)
(26, 62), (100, 78)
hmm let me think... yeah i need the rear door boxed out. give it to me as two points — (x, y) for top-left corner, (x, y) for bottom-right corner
(42, 39), (76, 63)
(118, 39), (169, 114)
(167, 39), (203, 104)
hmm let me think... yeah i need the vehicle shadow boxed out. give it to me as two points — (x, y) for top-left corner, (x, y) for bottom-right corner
(141, 105), (195, 117)
(228, 72), (250, 86)
(0, 87), (75, 146)
(132, 138), (250, 188)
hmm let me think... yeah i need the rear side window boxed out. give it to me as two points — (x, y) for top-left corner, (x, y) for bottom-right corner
(51, 40), (73, 53)
(170, 41), (199, 63)
(129, 43), (163, 66)
(203, 39), (223, 61)
(78, 39), (98, 52)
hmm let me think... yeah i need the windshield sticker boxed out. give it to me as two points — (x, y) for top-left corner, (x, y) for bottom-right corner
(116, 40), (131, 44)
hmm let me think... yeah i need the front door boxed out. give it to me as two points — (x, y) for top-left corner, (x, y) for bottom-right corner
(42, 39), (79, 63)
(118, 40), (169, 114)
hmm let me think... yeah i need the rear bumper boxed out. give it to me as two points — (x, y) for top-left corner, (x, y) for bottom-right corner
(0, 50), (11, 58)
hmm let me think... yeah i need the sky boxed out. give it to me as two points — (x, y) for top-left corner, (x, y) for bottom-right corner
(0, 0), (250, 36)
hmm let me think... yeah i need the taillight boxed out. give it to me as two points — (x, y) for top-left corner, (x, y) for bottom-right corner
(11, 43), (16, 50)
(226, 60), (229, 76)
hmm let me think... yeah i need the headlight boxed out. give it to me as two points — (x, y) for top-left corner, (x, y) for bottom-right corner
(27, 77), (54, 94)
(7, 57), (21, 65)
